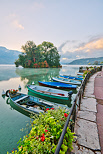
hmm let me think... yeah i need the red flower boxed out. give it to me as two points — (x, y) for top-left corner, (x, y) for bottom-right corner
(51, 108), (54, 110)
(36, 136), (38, 139)
(46, 108), (49, 110)
(41, 136), (45, 142)
(20, 146), (23, 149)
(64, 113), (68, 117)
(45, 129), (48, 133)
(41, 133), (44, 136)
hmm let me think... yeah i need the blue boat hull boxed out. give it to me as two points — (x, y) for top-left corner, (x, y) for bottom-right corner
(38, 81), (77, 90)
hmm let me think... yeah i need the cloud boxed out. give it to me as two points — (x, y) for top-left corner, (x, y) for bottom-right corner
(7, 13), (24, 30)
(58, 40), (79, 54)
(75, 38), (103, 52)
(12, 20), (24, 30)
(58, 37), (103, 63)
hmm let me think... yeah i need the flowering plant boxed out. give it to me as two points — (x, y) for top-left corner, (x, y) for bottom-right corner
(9, 89), (18, 94)
(8, 108), (74, 154)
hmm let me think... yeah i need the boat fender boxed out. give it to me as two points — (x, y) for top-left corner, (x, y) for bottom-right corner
(6, 90), (10, 97)
(68, 90), (73, 96)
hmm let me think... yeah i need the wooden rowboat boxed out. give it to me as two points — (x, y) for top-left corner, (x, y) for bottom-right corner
(52, 77), (81, 85)
(77, 72), (84, 76)
(38, 81), (77, 90)
(59, 75), (83, 81)
(27, 85), (73, 104)
(5, 90), (58, 116)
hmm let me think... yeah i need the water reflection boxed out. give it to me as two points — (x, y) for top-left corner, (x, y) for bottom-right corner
(15, 67), (60, 86)
(0, 65), (18, 81)
(2, 94), (6, 99)
(6, 98), (10, 104)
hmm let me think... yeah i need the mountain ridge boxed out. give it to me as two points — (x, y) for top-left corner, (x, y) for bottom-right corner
(68, 57), (103, 65)
(0, 46), (21, 64)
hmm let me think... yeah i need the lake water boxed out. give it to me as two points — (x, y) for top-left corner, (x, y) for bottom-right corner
(0, 64), (80, 154)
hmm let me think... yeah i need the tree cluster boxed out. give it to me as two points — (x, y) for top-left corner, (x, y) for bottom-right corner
(15, 41), (61, 68)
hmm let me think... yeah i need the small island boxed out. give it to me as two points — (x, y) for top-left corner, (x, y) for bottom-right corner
(15, 41), (61, 68)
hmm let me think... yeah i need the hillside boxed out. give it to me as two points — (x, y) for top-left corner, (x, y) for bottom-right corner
(0, 46), (21, 64)
(68, 57), (103, 65)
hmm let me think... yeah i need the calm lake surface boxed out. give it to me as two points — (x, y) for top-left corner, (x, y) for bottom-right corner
(0, 64), (81, 154)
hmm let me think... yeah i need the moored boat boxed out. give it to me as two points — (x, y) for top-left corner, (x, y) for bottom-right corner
(27, 85), (73, 104)
(59, 75), (83, 81)
(77, 75), (83, 78)
(77, 72), (84, 76)
(38, 81), (77, 90)
(5, 90), (58, 116)
(52, 77), (81, 85)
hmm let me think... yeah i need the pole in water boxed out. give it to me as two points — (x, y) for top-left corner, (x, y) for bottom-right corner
(32, 81), (35, 85)
(18, 85), (21, 89)
(2, 90), (6, 96)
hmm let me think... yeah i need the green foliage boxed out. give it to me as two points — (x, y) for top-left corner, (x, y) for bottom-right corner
(83, 70), (88, 78)
(15, 41), (61, 68)
(100, 61), (103, 64)
(14, 59), (20, 67)
(8, 108), (74, 154)
(83, 67), (96, 78)
(37, 41), (61, 68)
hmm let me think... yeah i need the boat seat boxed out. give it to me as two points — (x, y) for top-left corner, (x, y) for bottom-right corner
(14, 96), (28, 103)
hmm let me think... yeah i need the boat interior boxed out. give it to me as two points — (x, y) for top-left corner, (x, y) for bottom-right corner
(10, 93), (53, 110)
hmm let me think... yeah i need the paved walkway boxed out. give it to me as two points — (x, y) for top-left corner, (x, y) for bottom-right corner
(94, 71), (103, 154)
(72, 70), (103, 154)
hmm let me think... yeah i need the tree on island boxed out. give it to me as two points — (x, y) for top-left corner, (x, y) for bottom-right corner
(15, 41), (61, 68)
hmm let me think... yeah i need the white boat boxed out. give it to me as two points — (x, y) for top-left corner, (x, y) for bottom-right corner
(59, 75), (83, 81)
(52, 77), (81, 85)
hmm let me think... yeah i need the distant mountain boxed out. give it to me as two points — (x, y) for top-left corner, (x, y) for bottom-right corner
(0, 46), (21, 64)
(68, 57), (103, 65)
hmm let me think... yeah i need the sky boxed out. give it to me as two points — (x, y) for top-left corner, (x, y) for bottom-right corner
(0, 0), (103, 63)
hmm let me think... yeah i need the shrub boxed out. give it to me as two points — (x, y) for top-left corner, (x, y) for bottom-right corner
(8, 108), (74, 154)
